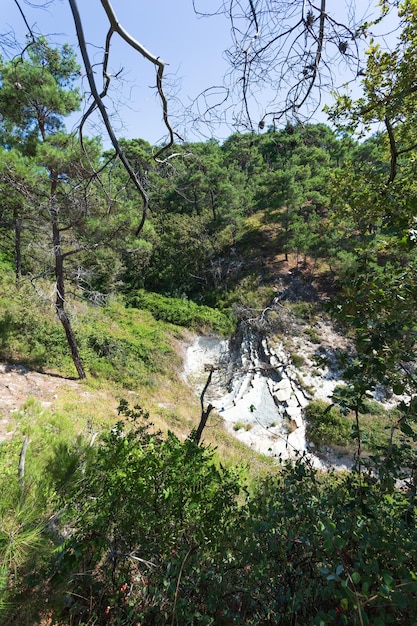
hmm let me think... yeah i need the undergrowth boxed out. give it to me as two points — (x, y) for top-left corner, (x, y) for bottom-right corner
(305, 399), (409, 454)
(0, 277), (188, 386)
(1, 401), (416, 625)
(127, 289), (235, 335)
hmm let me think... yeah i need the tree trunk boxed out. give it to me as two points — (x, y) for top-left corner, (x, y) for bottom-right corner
(50, 178), (86, 379)
(13, 207), (22, 282)
(209, 189), (217, 220)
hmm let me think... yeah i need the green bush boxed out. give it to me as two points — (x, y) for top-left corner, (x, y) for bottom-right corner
(128, 289), (234, 335)
(226, 459), (417, 625)
(0, 280), (73, 372)
(305, 399), (352, 448)
(44, 402), (243, 625)
(291, 352), (306, 368)
(290, 301), (318, 321)
(0, 276), (177, 386)
(78, 302), (177, 387)
(2, 403), (417, 625)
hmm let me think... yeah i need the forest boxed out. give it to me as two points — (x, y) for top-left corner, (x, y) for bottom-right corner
(1, 1), (417, 624)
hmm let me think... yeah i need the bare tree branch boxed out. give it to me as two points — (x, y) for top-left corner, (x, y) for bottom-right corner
(13, 0), (35, 39)
(192, 367), (215, 445)
(67, 0), (177, 234)
(191, 0), (377, 133)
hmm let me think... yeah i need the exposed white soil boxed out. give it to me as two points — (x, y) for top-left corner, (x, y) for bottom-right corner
(182, 320), (355, 470)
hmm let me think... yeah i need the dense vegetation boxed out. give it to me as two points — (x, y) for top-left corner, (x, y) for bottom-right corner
(1, 2), (417, 623)
(1, 400), (416, 625)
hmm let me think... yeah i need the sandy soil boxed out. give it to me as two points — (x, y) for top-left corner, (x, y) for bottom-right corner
(0, 364), (80, 442)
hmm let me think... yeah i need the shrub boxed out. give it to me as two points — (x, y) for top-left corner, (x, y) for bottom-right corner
(0, 276), (177, 386)
(305, 399), (351, 448)
(128, 289), (234, 335)
(290, 301), (318, 321)
(79, 304), (175, 387)
(44, 402), (242, 624)
(291, 352), (305, 368)
(2, 404), (417, 625)
(226, 459), (417, 625)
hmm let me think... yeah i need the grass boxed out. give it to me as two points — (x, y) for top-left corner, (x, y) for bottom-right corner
(305, 398), (409, 454)
(233, 421), (253, 432)
(291, 352), (305, 368)
(303, 327), (321, 343)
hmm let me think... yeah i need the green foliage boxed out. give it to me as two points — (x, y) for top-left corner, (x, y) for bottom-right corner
(290, 352), (306, 368)
(79, 300), (176, 387)
(289, 301), (319, 322)
(0, 399), (84, 617)
(232, 461), (417, 625)
(303, 327), (321, 343)
(0, 273), (177, 386)
(0, 37), (80, 154)
(0, 251), (13, 273)
(1, 402), (417, 624)
(306, 395), (411, 455)
(0, 279), (73, 371)
(128, 289), (234, 335)
(43, 402), (242, 625)
(305, 400), (352, 448)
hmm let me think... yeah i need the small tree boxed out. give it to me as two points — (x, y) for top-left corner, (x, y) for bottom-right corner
(0, 39), (90, 377)
(328, 0), (417, 475)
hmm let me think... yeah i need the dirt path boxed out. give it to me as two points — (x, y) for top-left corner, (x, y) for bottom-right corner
(0, 364), (80, 441)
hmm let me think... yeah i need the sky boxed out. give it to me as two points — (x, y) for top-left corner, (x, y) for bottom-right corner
(2, 0), (233, 145)
(1, 1), (399, 147)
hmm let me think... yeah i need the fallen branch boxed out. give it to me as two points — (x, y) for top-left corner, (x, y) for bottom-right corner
(18, 435), (30, 491)
(192, 367), (215, 445)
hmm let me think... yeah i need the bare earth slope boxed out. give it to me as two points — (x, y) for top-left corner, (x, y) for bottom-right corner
(0, 364), (80, 441)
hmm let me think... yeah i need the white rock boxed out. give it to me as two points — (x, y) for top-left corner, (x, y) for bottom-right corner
(275, 377), (292, 390)
(293, 388), (310, 408)
(286, 405), (301, 419)
(286, 396), (298, 407)
(275, 388), (292, 402)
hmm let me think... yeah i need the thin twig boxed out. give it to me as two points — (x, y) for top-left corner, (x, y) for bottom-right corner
(171, 546), (195, 626)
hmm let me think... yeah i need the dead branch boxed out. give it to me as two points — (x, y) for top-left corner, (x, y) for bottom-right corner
(18, 435), (30, 491)
(192, 0), (374, 133)
(67, 0), (177, 234)
(193, 367), (215, 445)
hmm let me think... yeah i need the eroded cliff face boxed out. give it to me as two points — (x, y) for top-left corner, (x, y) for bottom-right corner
(183, 309), (354, 469)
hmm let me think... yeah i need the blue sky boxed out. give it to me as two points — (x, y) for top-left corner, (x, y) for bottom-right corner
(2, 0), (232, 145)
(2, 1), (397, 146)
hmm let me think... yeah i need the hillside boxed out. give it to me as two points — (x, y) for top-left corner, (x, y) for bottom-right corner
(1, 163), (417, 623)
(1, 84), (417, 626)
(1, 272), (416, 624)
(3, 5), (417, 620)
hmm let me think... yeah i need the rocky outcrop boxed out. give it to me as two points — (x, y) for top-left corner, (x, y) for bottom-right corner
(183, 319), (349, 467)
